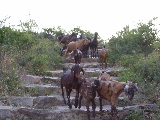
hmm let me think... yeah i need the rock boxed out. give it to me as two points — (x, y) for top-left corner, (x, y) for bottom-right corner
(0, 104), (157, 120)
(22, 75), (43, 84)
(25, 84), (61, 96)
(7, 97), (34, 107)
(41, 76), (60, 86)
(33, 95), (62, 109)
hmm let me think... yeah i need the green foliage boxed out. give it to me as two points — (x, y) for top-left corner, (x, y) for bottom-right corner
(0, 18), (64, 96)
(71, 26), (93, 38)
(0, 16), (10, 27)
(119, 54), (143, 68)
(43, 26), (67, 41)
(0, 26), (34, 49)
(125, 107), (160, 120)
(71, 27), (85, 37)
(119, 52), (160, 105)
(0, 46), (21, 95)
(0, 71), (21, 94)
(134, 53), (160, 83)
(120, 53), (160, 83)
(125, 108), (145, 120)
(18, 19), (38, 33)
(153, 41), (160, 52)
(17, 39), (62, 75)
(108, 18), (158, 65)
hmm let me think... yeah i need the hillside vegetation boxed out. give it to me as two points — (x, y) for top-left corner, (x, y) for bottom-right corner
(0, 17), (159, 119)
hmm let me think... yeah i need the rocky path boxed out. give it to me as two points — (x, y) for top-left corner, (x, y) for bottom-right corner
(0, 58), (158, 120)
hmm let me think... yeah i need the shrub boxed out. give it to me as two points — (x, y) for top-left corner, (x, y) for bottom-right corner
(125, 107), (160, 120)
(17, 38), (62, 75)
(119, 52), (160, 83)
(0, 27), (34, 50)
(125, 108), (145, 120)
(119, 54), (143, 68)
(119, 52), (160, 105)
(0, 45), (21, 95)
(133, 53), (160, 83)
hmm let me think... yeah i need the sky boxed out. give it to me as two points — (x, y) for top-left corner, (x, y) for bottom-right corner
(1, 0), (160, 40)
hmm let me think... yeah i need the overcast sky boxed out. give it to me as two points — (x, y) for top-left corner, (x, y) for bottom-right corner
(1, 0), (160, 40)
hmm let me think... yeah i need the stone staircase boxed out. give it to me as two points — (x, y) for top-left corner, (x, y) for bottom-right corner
(0, 58), (158, 120)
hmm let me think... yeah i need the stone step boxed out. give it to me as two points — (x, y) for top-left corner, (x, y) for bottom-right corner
(47, 63), (100, 77)
(24, 84), (61, 96)
(0, 104), (157, 120)
(65, 58), (99, 63)
(46, 66), (123, 77)
(22, 73), (119, 88)
(21, 75), (61, 85)
(64, 62), (99, 68)
(1, 94), (133, 109)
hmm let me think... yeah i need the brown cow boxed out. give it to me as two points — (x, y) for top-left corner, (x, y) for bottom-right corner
(99, 46), (108, 69)
(78, 77), (96, 120)
(69, 49), (83, 64)
(65, 38), (89, 57)
(90, 32), (99, 58)
(60, 32), (77, 45)
(61, 64), (85, 109)
(98, 71), (111, 81)
(92, 80), (143, 119)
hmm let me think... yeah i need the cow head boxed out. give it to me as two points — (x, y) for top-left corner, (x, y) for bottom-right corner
(124, 82), (143, 101)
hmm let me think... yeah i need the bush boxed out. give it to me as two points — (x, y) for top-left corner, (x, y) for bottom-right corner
(0, 25), (63, 96)
(119, 52), (160, 83)
(125, 108), (145, 120)
(0, 27), (34, 50)
(125, 107), (160, 120)
(0, 45), (21, 95)
(17, 38), (62, 75)
(119, 54), (143, 68)
(119, 52), (160, 105)
(0, 71), (21, 95)
(133, 53), (160, 83)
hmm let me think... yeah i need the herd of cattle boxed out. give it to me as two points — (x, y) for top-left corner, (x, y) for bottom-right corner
(57, 32), (108, 68)
(58, 32), (143, 120)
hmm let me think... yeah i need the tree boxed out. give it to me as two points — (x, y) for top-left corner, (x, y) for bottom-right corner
(18, 19), (38, 33)
(108, 18), (159, 64)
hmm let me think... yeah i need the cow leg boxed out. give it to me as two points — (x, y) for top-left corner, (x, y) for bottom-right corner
(111, 96), (119, 119)
(79, 56), (82, 64)
(74, 89), (79, 108)
(99, 98), (103, 112)
(105, 58), (107, 68)
(93, 49), (95, 58)
(86, 51), (89, 58)
(96, 48), (98, 58)
(66, 89), (72, 109)
(65, 49), (68, 57)
(111, 106), (119, 120)
(111, 106), (117, 116)
(92, 50), (94, 58)
(78, 95), (83, 109)
(103, 59), (105, 69)
(84, 51), (86, 58)
(61, 84), (66, 105)
(91, 50), (92, 58)
(74, 57), (77, 64)
(101, 60), (103, 69)
(86, 101), (90, 120)
(77, 56), (80, 64)
(99, 59), (102, 69)
(92, 99), (96, 118)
